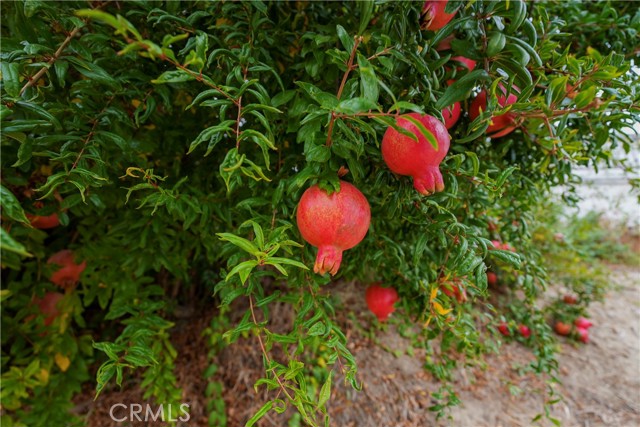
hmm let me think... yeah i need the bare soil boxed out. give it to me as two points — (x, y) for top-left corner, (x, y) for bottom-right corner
(81, 264), (640, 427)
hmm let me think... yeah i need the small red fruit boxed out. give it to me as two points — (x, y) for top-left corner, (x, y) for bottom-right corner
(296, 181), (371, 276)
(47, 250), (87, 288)
(563, 295), (577, 305)
(574, 317), (593, 330)
(381, 113), (451, 195)
(27, 213), (60, 229)
(421, 0), (457, 31)
(554, 321), (571, 336)
(497, 322), (510, 336)
(365, 284), (399, 321)
(486, 271), (498, 287)
(35, 292), (64, 326)
(576, 327), (589, 343)
(469, 84), (519, 139)
(518, 324), (531, 338)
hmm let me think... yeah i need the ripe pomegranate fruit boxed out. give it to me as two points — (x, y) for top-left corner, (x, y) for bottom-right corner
(486, 271), (498, 287)
(451, 56), (476, 72)
(441, 282), (467, 303)
(365, 284), (399, 321)
(35, 292), (64, 326)
(469, 84), (519, 139)
(27, 213), (60, 229)
(576, 327), (589, 343)
(497, 322), (510, 336)
(519, 324), (531, 338)
(296, 181), (370, 276)
(443, 102), (461, 129)
(554, 321), (571, 336)
(574, 317), (593, 330)
(47, 250), (87, 288)
(381, 113), (450, 195)
(420, 0), (456, 31)
(563, 295), (577, 305)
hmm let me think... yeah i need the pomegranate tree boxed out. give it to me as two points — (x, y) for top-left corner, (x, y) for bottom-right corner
(381, 113), (451, 195)
(296, 181), (370, 276)
(365, 284), (399, 321)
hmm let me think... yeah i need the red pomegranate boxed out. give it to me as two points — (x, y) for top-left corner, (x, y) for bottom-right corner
(486, 271), (498, 287)
(27, 213), (60, 229)
(576, 327), (589, 343)
(443, 102), (461, 129)
(421, 0), (457, 31)
(574, 317), (593, 330)
(381, 113), (450, 195)
(518, 324), (531, 338)
(296, 181), (371, 276)
(563, 294), (577, 304)
(469, 84), (519, 139)
(35, 292), (64, 326)
(365, 284), (399, 321)
(554, 321), (571, 336)
(451, 56), (476, 72)
(497, 322), (510, 336)
(47, 250), (87, 288)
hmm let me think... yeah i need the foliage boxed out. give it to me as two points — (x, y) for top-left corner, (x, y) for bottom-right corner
(1, 1), (638, 426)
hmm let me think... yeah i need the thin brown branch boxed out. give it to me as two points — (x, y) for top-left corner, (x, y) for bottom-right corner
(20, 25), (84, 96)
(69, 96), (114, 173)
(249, 295), (295, 402)
(325, 35), (363, 147)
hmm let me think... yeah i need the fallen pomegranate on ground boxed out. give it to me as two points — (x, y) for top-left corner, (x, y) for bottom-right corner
(469, 84), (520, 139)
(576, 327), (589, 343)
(420, 0), (456, 31)
(563, 294), (577, 304)
(365, 284), (399, 321)
(381, 113), (450, 195)
(554, 321), (572, 336)
(47, 250), (87, 288)
(27, 212), (60, 229)
(296, 181), (370, 276)
(519, 325), (531, 338)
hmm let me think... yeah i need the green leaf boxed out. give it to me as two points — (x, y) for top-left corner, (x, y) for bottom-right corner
(317, 372), (332, 409)
(436, 70), (490, 109)
(1, 62), (21, 97)
(226, 260), (259, 284)
(217, 233), (260, 255)
(335, 97), (379, 115)
(245, 401), (273, 427)
(152, 69), (196, 84)
(0, 185), (29, 224)
(305, 143), (331, 163)
(0, 229), (32, 257)
(357, 54), (379, 104)
(402, 115), (439, 151)
(491, 250), (521, 268)
(336, 25), (354, 53)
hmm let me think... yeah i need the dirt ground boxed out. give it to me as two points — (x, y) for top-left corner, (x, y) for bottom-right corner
(81, 263), (640, 427)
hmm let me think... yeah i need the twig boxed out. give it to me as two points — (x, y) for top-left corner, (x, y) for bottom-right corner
(248, 295), (295, 402)
(20, 25), (84, 96)
(325, 35), (363, 147)
(69, 96), (114, 173)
